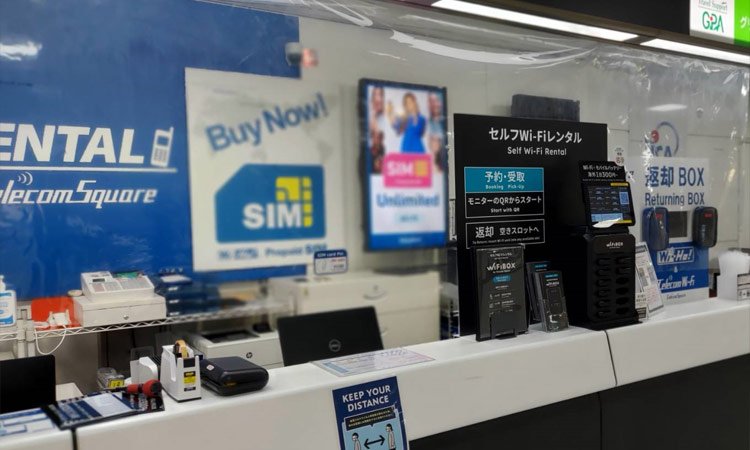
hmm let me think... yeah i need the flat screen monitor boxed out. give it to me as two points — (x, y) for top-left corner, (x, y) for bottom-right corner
(359, 78), (448, 251)
(277, 307), (383, 366)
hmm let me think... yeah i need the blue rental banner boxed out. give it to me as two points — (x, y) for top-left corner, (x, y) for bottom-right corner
(333, 377), (408, 450)
(0, 0), (300, 299)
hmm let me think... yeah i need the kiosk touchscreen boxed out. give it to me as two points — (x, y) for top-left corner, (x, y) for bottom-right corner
(583, 181), (636, 228)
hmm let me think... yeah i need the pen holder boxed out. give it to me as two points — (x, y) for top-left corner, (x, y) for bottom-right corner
(160, 344), (201, 402)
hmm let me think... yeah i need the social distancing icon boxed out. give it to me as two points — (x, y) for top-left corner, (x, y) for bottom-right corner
(333, 377), (407, 450)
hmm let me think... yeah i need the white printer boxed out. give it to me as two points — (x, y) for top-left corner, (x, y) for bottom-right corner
(187, 330), (283, 369)
(269, 270), (440, 348)
(74, 271), (166, 326)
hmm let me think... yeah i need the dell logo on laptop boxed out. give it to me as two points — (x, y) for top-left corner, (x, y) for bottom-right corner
(328, 339), (342, 353)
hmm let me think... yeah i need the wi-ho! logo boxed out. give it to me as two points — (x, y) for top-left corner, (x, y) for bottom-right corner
(656, 246), (695, 265)
(215, 164), (325, 243)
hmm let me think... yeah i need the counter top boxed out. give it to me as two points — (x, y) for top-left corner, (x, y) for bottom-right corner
(605, 297), (750, 385)
(1, 428), (72, 450)
(75, 326), (614, 450)
(16, 297), (748, 450)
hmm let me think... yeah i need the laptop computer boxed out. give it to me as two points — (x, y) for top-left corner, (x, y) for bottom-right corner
(0, 355), (56, 413)
(277, 307), (383, 366)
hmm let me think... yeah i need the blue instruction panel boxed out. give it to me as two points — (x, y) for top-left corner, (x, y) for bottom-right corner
(464, 167), (544, 218)
(333, 377), (408, 450)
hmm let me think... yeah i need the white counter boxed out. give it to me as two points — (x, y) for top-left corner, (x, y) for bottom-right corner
(1, 429), (72, 450)
(76, 326), (614, 450)
(11, 297), (747, 450)
(605, 297), (750, 385)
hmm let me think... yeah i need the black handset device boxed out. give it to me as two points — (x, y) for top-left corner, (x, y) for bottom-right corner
(693, 207), (718, 248)
(643, 207), (669, 251)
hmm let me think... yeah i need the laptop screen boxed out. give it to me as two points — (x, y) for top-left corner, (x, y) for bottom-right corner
(277, 307), (383, 366)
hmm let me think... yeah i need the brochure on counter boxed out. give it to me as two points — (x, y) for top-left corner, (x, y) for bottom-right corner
(314, 348), (433, 377)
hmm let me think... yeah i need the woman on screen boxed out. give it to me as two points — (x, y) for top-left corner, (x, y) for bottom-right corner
(387, 92), (426, 153)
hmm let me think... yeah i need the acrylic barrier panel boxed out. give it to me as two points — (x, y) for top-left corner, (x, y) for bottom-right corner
(0, 0), (748, 308)
(265, 0), (747, 302)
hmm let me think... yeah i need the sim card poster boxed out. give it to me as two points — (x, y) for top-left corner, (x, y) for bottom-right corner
(0, 0), (299, 298)
(360, 79), (448, 251)
(185, 68), (345, 271)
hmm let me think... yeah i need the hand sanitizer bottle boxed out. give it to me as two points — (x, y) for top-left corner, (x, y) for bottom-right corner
(0, 275), (17, 327)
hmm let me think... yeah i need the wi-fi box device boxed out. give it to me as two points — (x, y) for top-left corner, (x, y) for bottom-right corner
(643, 207), (669, 251)
(200, 357), (269, 396)
(693, 206), (718, 248)
(473, 245), (527, 341)
(525, 261), (550, 322)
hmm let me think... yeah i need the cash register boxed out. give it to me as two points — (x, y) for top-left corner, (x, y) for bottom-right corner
(74, 271), (166, 326)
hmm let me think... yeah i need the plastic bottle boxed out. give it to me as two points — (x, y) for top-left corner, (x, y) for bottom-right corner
(0, 275), (17, 327)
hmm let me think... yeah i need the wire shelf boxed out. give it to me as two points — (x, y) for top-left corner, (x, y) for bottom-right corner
(0, 298), (290, 342)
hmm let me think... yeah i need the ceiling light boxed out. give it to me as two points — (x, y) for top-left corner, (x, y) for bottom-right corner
(641, 38), (750, 65)
(432, 0), (638, 42)
(648, 104), (688, 112)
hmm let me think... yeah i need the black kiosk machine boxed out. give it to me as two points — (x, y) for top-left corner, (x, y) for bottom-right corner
(453, 114), (639, 337)
(557, 162), (639, 329)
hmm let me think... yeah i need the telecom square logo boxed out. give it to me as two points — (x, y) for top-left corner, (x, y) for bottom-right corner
(215, 164), (325, 242)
